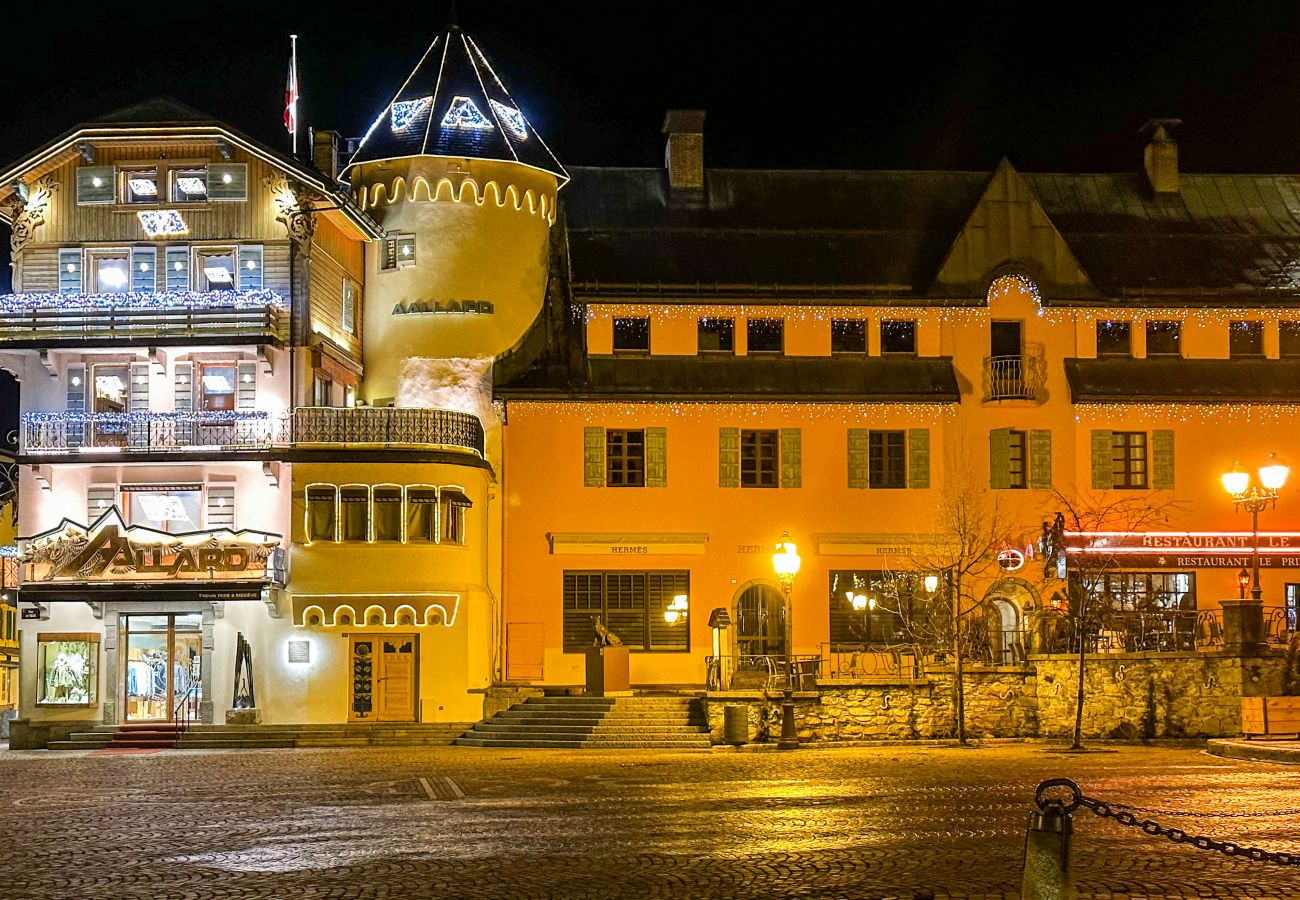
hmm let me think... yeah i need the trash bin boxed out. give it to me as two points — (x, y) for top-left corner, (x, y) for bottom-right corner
(724, 704), (748, 746)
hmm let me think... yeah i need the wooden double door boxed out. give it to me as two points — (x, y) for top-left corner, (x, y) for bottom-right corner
(348, 634), (418, 722)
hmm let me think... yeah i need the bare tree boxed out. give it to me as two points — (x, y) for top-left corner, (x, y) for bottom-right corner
(1044, 487), (1187, 750)
(898, 457), (1017, 745)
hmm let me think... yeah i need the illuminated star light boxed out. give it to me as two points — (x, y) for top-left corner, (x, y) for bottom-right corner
(137, 210), (188, 237)
(390, 96), (432, 130)
(442, 96), (493, 131)
(490, 100), (527, 140)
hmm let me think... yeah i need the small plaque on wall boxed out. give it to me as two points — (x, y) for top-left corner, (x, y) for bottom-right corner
(287, 640), (310, 663)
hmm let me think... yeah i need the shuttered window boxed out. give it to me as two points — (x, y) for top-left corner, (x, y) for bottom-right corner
(206, 485), (236, 529)
(75, 166), (114, 205)
(441, 489), (471, 544)
(779, 428), (802, 488)
(1028, 429), (1053, 490)
(405, 488), (439, 542)
(58, 249), (82, 293)
(236, 362), (257, 410)
(207, 164), (248, 201)
(847, 429), (870, 489)
(128, 362), (150, 412)
(87, 485), (117, 521)
(1111, 432), (1148, 489)
(719, 427), (740, 487)
(379, 235), (416, 270)
(828, 570), (924, 647)
(165, 246), (189, 291)
(130, 247), (156, 292)
(341, 278), (356, 333)
(562, 570), (690, 653)
(989, 429), (1026, 489)
(239, 245), (264, 291)
(605, 429), (645, 487)
(907, 429), (930, 489)
(1152, 429), (1175, 490)
(645, 427), (668, 487)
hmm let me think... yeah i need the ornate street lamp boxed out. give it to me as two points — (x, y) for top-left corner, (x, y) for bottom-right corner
(1237, 568), (1251, 600)
(1222, 455), (1289, 602)
(772, 531), (801, 750)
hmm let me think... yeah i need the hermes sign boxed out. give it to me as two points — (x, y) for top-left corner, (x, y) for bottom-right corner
(19, 508), (281, 584)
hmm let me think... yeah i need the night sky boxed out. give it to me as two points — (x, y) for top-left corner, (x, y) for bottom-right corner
(3, 3), (1300, 174)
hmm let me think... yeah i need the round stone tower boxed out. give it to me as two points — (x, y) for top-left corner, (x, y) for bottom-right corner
(341, 25), (567, 407)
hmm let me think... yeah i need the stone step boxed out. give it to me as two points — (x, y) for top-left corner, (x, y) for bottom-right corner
(464, 729), (710, 744)
(47, 739), (110, 750)
(495, 710), (704, 723)
(454, 737), (712, 749)
(473, 723), (707, 733)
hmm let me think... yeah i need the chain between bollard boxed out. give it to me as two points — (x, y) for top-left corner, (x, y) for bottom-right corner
(1034, 778), (1300, 867)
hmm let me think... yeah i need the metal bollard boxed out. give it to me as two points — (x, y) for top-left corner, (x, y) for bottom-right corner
(1021, 778), (1080, 900)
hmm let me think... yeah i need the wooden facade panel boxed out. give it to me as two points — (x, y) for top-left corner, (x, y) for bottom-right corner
(264, 242), (292, 295)
(309, 250), (362, 359)
(314, 215), (364, 282)
(29, 141), (289, 246)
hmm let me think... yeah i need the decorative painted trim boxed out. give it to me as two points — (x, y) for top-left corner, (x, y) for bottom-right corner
(359, 176), (555, 223)
(547, 532), (709, 556)
(264, 175), (321, 254)
(6, 175), (58, 255)
(291, 593), (460, 627)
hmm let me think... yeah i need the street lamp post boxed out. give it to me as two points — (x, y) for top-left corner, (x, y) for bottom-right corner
(772, 532), (801, 750)
(1222, 455), (1290, 602)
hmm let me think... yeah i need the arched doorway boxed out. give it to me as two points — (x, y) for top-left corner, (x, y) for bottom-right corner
(734, 584), (786, 658)
(981, 577), (1037, 665)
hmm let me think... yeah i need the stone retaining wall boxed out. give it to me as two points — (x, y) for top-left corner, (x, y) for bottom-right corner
(705, 651), (1287, 744)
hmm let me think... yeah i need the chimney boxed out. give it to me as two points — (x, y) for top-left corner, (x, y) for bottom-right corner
(313, 129), (340, 182)
(1140, 118), (1181, 195)
(663, 109), (706, 191)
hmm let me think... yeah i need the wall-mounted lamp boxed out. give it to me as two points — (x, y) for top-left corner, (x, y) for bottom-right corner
(663, 593), (689, 625)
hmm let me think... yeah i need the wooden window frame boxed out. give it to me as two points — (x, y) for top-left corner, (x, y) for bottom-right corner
(605, 429), (646, 487)
(868, 430), (907, 489)
(612, 317), (651, 354)
(1006, 429), (1028, 489)
(746, 318), (784, 354)
(697, 317), (735, 354)
(1111, 431), (1149, 489)
(830, 319), (867, 354)
(740, 429), (779, 488)
(880, 320), (917, 355)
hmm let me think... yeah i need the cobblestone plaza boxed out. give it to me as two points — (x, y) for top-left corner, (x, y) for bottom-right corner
(1, 744), (1298, 899)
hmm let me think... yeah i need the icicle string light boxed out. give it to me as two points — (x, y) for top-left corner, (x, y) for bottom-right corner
(1074, 403), (1300, 424)
(0, 288), (288, 313)
(507, 401), (956, 425)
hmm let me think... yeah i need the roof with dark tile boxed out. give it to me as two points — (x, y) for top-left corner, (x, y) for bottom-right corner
(561, 166), (1300, 302)
(1064, 358), (1300, 402)
(495, 354), (961, 402)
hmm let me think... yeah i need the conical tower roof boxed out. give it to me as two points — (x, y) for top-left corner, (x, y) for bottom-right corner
(343, 26), (567, 184)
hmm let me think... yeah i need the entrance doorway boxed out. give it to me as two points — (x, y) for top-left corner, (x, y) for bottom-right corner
(348, 634), (418, 722)
(123, 613), (202, 722)
(734, 585), (787, 658)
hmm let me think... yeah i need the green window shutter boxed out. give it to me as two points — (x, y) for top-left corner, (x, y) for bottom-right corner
(989, 429), (1012, 490)
(1028, 429), (1053, 490)
(779, 428), (802, 488)
(1153, 429), (1175, 490)
(1091, 430), (1113, 489)
(645, 427), (668, 487)
(907, 428), (930, 489)
(847, 429), (870, 489)
(583, 427), (605, 487)
(719, 427), (740, 488)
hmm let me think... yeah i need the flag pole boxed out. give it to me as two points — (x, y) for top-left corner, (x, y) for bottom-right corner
(290, 34), (299, 157)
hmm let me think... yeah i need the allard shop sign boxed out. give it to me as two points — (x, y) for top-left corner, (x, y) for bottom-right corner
(391, 299), (494, 316)
(18, 509), (281, 584)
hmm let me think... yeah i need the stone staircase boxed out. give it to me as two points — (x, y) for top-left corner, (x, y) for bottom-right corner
(455, 696), (712, 749)
(46, 722), (470, 751)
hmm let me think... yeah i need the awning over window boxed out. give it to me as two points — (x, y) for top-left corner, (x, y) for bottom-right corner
(291, 593), (460, 628)
(441, 489), (472, 507)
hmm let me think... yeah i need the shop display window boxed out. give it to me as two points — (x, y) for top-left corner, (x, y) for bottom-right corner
(36, 633), (99, 706)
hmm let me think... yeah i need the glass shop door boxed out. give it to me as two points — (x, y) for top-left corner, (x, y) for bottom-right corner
(123, 614), (202, 722)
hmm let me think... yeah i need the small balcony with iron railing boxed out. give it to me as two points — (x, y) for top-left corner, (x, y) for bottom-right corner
(286, 407), (485, 457)
(982, 352), (1046, 402)
(0, 289), (289, 347)
(21, 407), (486, 459)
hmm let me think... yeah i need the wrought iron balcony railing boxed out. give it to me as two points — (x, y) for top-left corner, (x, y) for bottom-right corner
(21, 407), (486, 458)
(23, 411), (275, 453)
(0, 290), (289, 345)
(982, 354), (1044, 402)
(287, 407), (485, 457)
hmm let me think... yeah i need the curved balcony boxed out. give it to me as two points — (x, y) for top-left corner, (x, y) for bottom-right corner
(982, 353), (1045, 402)
(287, 407), (485, 457)
(0, 289), (289, 347)
(21, 407), (486, 459)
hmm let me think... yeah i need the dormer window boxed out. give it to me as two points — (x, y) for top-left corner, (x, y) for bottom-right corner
(171, 169), (208, 201)
(123, 170), (158, 204)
